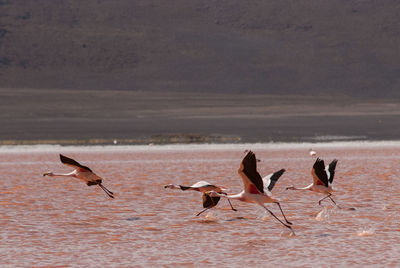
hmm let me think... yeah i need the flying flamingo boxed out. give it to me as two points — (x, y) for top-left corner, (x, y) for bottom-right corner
(206, 151), (293, 231)
(164, 181), (237, 216)
(43, 154), (114, 198)
(286, 158), (339, 207)
(309, 148), (317, 157)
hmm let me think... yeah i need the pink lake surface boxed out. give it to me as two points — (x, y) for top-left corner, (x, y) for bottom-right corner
(0, 142), (399, 267)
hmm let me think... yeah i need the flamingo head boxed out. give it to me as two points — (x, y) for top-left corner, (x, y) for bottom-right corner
(164, 184), (177, 189)
(309, 149), (317, 156)
(286, 185), (295, 190)
(43, 172), (54, 177)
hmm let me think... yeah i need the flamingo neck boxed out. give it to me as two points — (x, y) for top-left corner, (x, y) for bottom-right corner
(49, 171), (76, 177)
(288, 184), (313, 191)
(216, 191), (245, 201)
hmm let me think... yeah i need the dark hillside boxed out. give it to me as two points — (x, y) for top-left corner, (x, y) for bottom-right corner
(1, 1), (400, 97)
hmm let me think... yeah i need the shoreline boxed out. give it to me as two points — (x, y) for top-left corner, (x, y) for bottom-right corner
(0, 134), (241, 146)
(3, 89), (400, 143)
(1, 140), (400, 153)
(0, 134), (389, 146)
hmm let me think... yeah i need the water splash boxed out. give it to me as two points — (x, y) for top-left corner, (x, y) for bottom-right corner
(315, 206), (338, 221)
(357, 228), (375, 237)
(280, 230), (296, 238)
(203, 211), (220, 222)
(260, 212), (270, 221)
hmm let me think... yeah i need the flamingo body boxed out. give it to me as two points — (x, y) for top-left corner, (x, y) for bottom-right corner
(164, 180), (236, 216)
(207, 151), (293, 231)
(287, 158), (338, 206)
(43, 154), (114, 198)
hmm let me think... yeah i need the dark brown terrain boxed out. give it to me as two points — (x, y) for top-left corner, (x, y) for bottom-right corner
(1, 1), (400, 143)
(1, 88), (399, 144)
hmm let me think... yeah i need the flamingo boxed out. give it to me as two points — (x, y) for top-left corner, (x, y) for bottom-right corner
(309, 148), (317, 157)
(286, 158), (339, 207)
(206, 151), (293, 231)
(164, 181), (237, 216)
(43, 154), (114, 198)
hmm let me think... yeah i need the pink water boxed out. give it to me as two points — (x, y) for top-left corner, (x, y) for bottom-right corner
(1, 143), (399, 267)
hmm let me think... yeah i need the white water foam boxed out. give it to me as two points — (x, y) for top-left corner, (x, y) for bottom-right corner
(357, 228), (375, 237)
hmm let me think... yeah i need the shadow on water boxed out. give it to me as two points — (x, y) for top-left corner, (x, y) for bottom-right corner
(125, 217), (140, 221)
(224, 216), (246, 222)
(315, 233), (331, 238)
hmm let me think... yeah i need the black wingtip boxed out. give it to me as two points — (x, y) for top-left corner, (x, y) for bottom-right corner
(313, 157), (324, 167)
(273, 169), (286, 178)
(202, 193), (220, 208)
(59, 154), (93, 172)
(243, 150), (256, 161)
(268, 169), (286, 191)
(245, 150), (254, 156)
(59, 154), (69, 164)
(179, 186), (191, 191)
(329, 159), (338, 173)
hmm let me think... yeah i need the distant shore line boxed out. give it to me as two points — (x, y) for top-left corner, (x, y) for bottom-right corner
(1, 140), (400, 154)
(0, 134), (242, 146)
(0, 134), (396, 146)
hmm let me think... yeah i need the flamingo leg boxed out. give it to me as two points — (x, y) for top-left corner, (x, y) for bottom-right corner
(227, 199), (237, 211)
(196, 207), (210, 217)
(99, 184), (114, 199)
(328, 195), (343, 209)
(318, 194), (331, 206)
(275, 202), (292, 225)
(263, 206), (293, 232)
(319, 194), (342, 209)
(100, 184), (114, 195)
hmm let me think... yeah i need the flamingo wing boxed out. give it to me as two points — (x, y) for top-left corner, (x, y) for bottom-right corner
(263, 169), (285, 193)
(312, 158), (328, 187)
(190, 181), (214, 188)
(327, 159), (338, 183)
(202, 193), (220, 208)
(239, 151), (264, 194)
(180, 181), (221, 192)
(59, 154), (93, 172)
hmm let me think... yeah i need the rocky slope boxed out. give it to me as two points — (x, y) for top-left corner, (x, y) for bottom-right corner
(1, 0), (400, 97)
